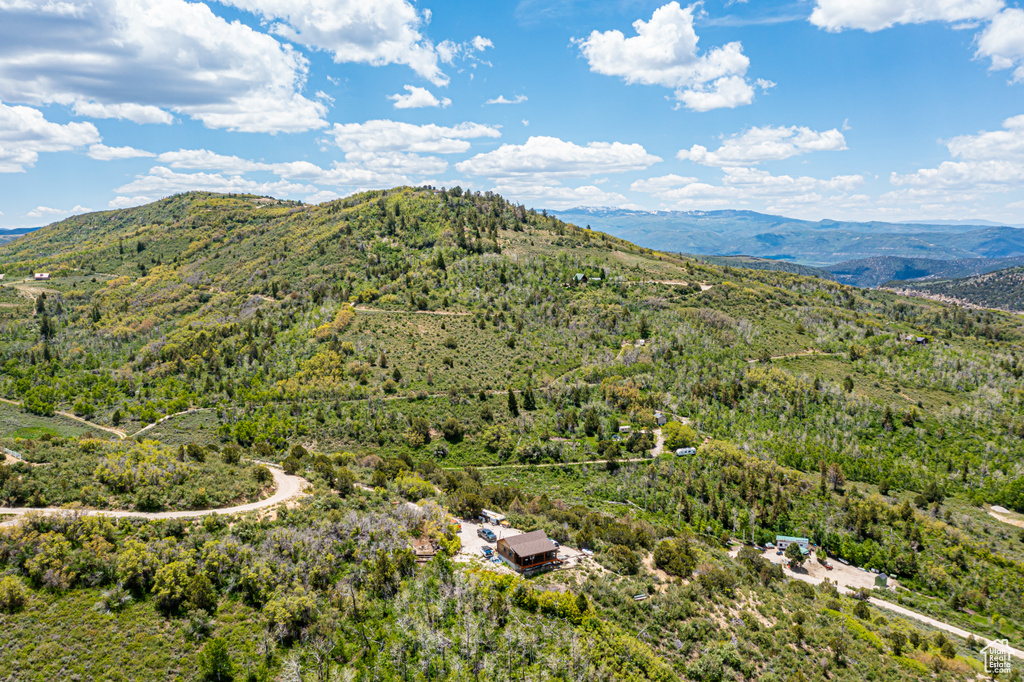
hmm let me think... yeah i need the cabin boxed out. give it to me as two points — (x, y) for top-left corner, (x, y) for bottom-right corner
(0, 274), (5, 281)
(874, 572), (889, 588)
(496, 530), (560, 574)
(654, 411), (667, 426)
(573, 273), (588, 285)
(33, 273), (50, 281)
(480, 509), (507, 526)
(775, 535), (810, 555)
(675, 447), (697, 456)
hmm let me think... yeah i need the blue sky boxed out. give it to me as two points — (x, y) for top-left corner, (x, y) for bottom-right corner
(2, 0), (1024, 228)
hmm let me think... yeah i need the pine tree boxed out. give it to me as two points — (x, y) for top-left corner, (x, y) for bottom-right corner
(508, 388), (519, 417)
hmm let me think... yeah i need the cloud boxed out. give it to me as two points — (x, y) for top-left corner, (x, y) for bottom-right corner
(976, 8), (1024, 82)
(387, 85), (451, 109)
(437, 35), (494, 66)
(891, 115), (1024, 191)
(576, 2), (762, 111)
(0, 0), (326, 133)
(490, 179), (630, 209)
(0, 101), (100, 172)
(27, 204), (90, 218)
(115, 166), (319, 197)
(88, 144), (155, 161)
(109, 195), (153, 209)
(486, 94), (528, 104)
(456, 136), (661, 177)
(631, 167), (863, 210)
(328, 119), (501, 154)
(678, 125), (847, 166)
(219, 0), (449, 86)
(809, 0), (1003, 32)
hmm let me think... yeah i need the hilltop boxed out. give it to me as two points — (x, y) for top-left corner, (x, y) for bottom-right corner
(2, 188), (1024, 680)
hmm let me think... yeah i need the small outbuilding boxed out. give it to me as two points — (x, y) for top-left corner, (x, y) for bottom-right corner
(573, 273), (588, 285)
(874, 572), (889, 588)
(34, 273), (50, 281)
(654, 411), (667, 426)
(496, 530), (560, 575)
(618, 425), (631, 434)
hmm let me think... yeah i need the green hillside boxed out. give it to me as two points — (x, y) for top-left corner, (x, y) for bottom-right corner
(1, 188), (1024, 681)
(887, 265), (1024, 312)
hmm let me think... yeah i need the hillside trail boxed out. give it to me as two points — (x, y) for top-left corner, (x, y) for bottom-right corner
(0, 464), (308, 526)
(0, 397), (128, 439)
(746, 349), (838, 364)
(987, 506), (1024, 529)
(127, 407), (214, 440)
(354, 306), (471, 316)
(727, 545), (1024, 660)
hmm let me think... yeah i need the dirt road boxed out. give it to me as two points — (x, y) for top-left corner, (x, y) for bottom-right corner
(729, 545), (1024, 659)
(0, 397), (127, 439)
(0, 465), (307, 525)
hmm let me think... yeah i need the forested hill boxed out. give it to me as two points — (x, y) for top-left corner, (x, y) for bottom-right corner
(4, 188), (1024, 680)
(886, 265), (1024, 312)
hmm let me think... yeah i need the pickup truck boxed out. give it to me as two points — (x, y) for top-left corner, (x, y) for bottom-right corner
(477, 527), (497, 543)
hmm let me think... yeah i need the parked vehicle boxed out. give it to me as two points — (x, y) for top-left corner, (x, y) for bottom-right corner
(481, 546), (493, 558)
(477, 527), (497, 542)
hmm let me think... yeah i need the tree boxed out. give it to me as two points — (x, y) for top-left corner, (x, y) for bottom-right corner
(887, 630), (907, 657)
(653, 537), (696, 577)
(197, 637), (234, 682)
(826, 463), (846, 492)
(507, 388), (519, 417)
(843, 375), (854, 393)
(662, 421), (697, 450)
(441, 417), (463, 442)
(785, 542), (807, 568)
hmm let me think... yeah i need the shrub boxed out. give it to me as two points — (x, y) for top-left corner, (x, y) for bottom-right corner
(196, 637), (234, 681)
(0, 576), (28, 612)
(441, 417), (464, 442)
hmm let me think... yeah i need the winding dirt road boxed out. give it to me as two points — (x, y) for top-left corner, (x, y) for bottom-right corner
(0, 465), (308, 525)
(728, 545), (1024, 660)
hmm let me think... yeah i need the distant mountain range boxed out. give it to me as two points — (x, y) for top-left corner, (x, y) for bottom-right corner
(553, 207), (1024, 268)
(0, 227), (37, 246)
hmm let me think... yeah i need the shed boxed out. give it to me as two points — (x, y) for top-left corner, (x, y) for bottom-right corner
(654, 411), (667, 426)
(618, 425), (631, 434)
(874, 572), (888, 588)
(34, 273), (50, 281)
(775, 535), (810, 555)
(480, 509), (506, 525)
(496, 530), (560, 574)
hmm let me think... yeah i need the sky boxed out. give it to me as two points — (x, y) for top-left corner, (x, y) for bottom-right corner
(1, 0), (1024, 228)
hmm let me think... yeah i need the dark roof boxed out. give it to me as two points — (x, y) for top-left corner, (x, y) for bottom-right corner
(502, 530), (554, 558)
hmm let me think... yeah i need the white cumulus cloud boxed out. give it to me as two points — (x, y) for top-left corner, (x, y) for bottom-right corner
(490, 179), (630, 209)
(456, 136), (661, 177)
(218, 0), (449, 85)
(809, 0), (1003, 32)
(0, 101), (100, 172)
(88, 144), (155, 161)
(27, 204), (90, 218)
(486, 95), (528, 105)
(328, 120), (501, 154)
(576, 2), (762, 111)
(891, 115), (1024, 192)
(976, 8), (1024, 82)
(678, 125), (847, 166)
(388, 85), (451, 109)
(0, 0), (327, 133)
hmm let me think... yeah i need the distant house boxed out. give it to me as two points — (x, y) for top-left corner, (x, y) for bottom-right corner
(618, 425), (631, 434)
(34, 273), (50, 281)
(675, 447), (697, 456)
(654, 411), (667, 426)
(775, 535), (810, 555)
(914, 336), (928, 345)
(573, 273), (588, 285)
(496, 530), (560, 574)
(0, 274), (5, 281)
